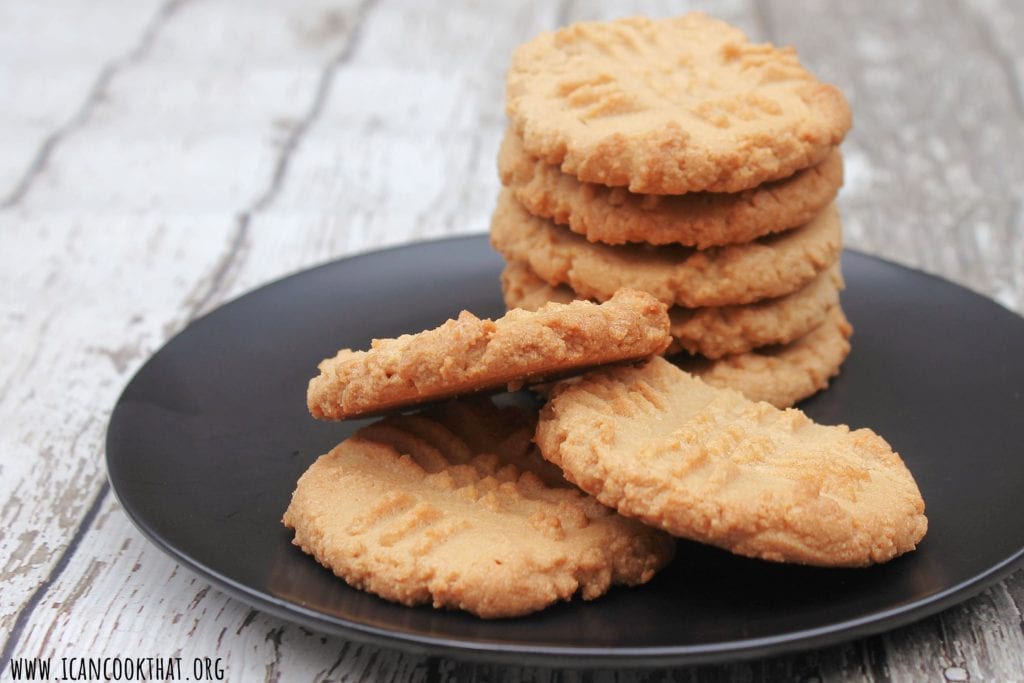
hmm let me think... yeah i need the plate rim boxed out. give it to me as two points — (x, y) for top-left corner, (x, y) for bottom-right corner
(105, 235), (1024, 667)
(102, 479), (1024, 667)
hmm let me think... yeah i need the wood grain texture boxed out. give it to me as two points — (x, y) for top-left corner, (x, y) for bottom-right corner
(1, 0), (1022, 681)
(0, 0), (164, 204)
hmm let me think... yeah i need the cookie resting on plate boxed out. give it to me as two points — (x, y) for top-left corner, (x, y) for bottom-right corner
(674, 305), (852, 408)
(535, 357), (927, 566)
(283, 398), (675, 618)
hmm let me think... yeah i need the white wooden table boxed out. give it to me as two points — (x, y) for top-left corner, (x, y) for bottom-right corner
(3, 1), (1022, 680)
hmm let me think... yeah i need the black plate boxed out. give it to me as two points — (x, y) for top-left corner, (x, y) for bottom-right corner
(107, 236), (1024, 667)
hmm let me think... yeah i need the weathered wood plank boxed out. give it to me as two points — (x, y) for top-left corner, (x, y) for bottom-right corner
(0, 0), (369, 657)
(10, 496), (432, 682)
(765, 0), (1024, 315)
(0, 219), (236, 636)
(223, 0), (560, 301)
(0, 0), (163, 203)
(1, 0), (1022, 681)
(4, 2), (545, 680)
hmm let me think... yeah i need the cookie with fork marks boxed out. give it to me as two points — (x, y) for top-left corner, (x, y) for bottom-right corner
(535, 357), (927, 566)
(283, 398), (675, 618)
(506, 13), (851, 194)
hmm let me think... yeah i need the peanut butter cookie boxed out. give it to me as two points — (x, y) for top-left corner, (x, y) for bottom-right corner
(506, 14), (851, 194)
(499, 129), (843, 248)
(535, 357), (927, 567)
(501, 259), (843, 359)
(678, 306), (853, 408)
(490, 189), (842, 307)
(283, 398), (675, 618)
(308, 288), (670, 420)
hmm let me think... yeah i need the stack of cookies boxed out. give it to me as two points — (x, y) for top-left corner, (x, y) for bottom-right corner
(281, 14), (928, 623)
(491, 13), (854, 408)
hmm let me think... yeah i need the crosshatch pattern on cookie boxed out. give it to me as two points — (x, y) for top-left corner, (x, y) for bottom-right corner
(535, 357), (927, 567)
(507, 14), (851, 194)
(283, 399), (675, 618)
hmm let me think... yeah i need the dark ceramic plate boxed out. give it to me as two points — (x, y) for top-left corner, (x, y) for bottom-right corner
(107, 236), (1024, 667)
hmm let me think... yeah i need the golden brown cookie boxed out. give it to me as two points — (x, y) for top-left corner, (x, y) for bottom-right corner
(506, 14), (851, 194)
(499, 129), (843, 248)
(490, 189), (842, 307)
(677, 306), (853, 408)
(501, 259), (843, 359)
(535, 357), (927, 567)
(308, 288), (671, 420)
(283, 398), (675, 618)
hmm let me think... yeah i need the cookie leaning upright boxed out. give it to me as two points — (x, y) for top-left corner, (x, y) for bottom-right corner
(506, 14), (851, 194)
(308, 288), (671, 420)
